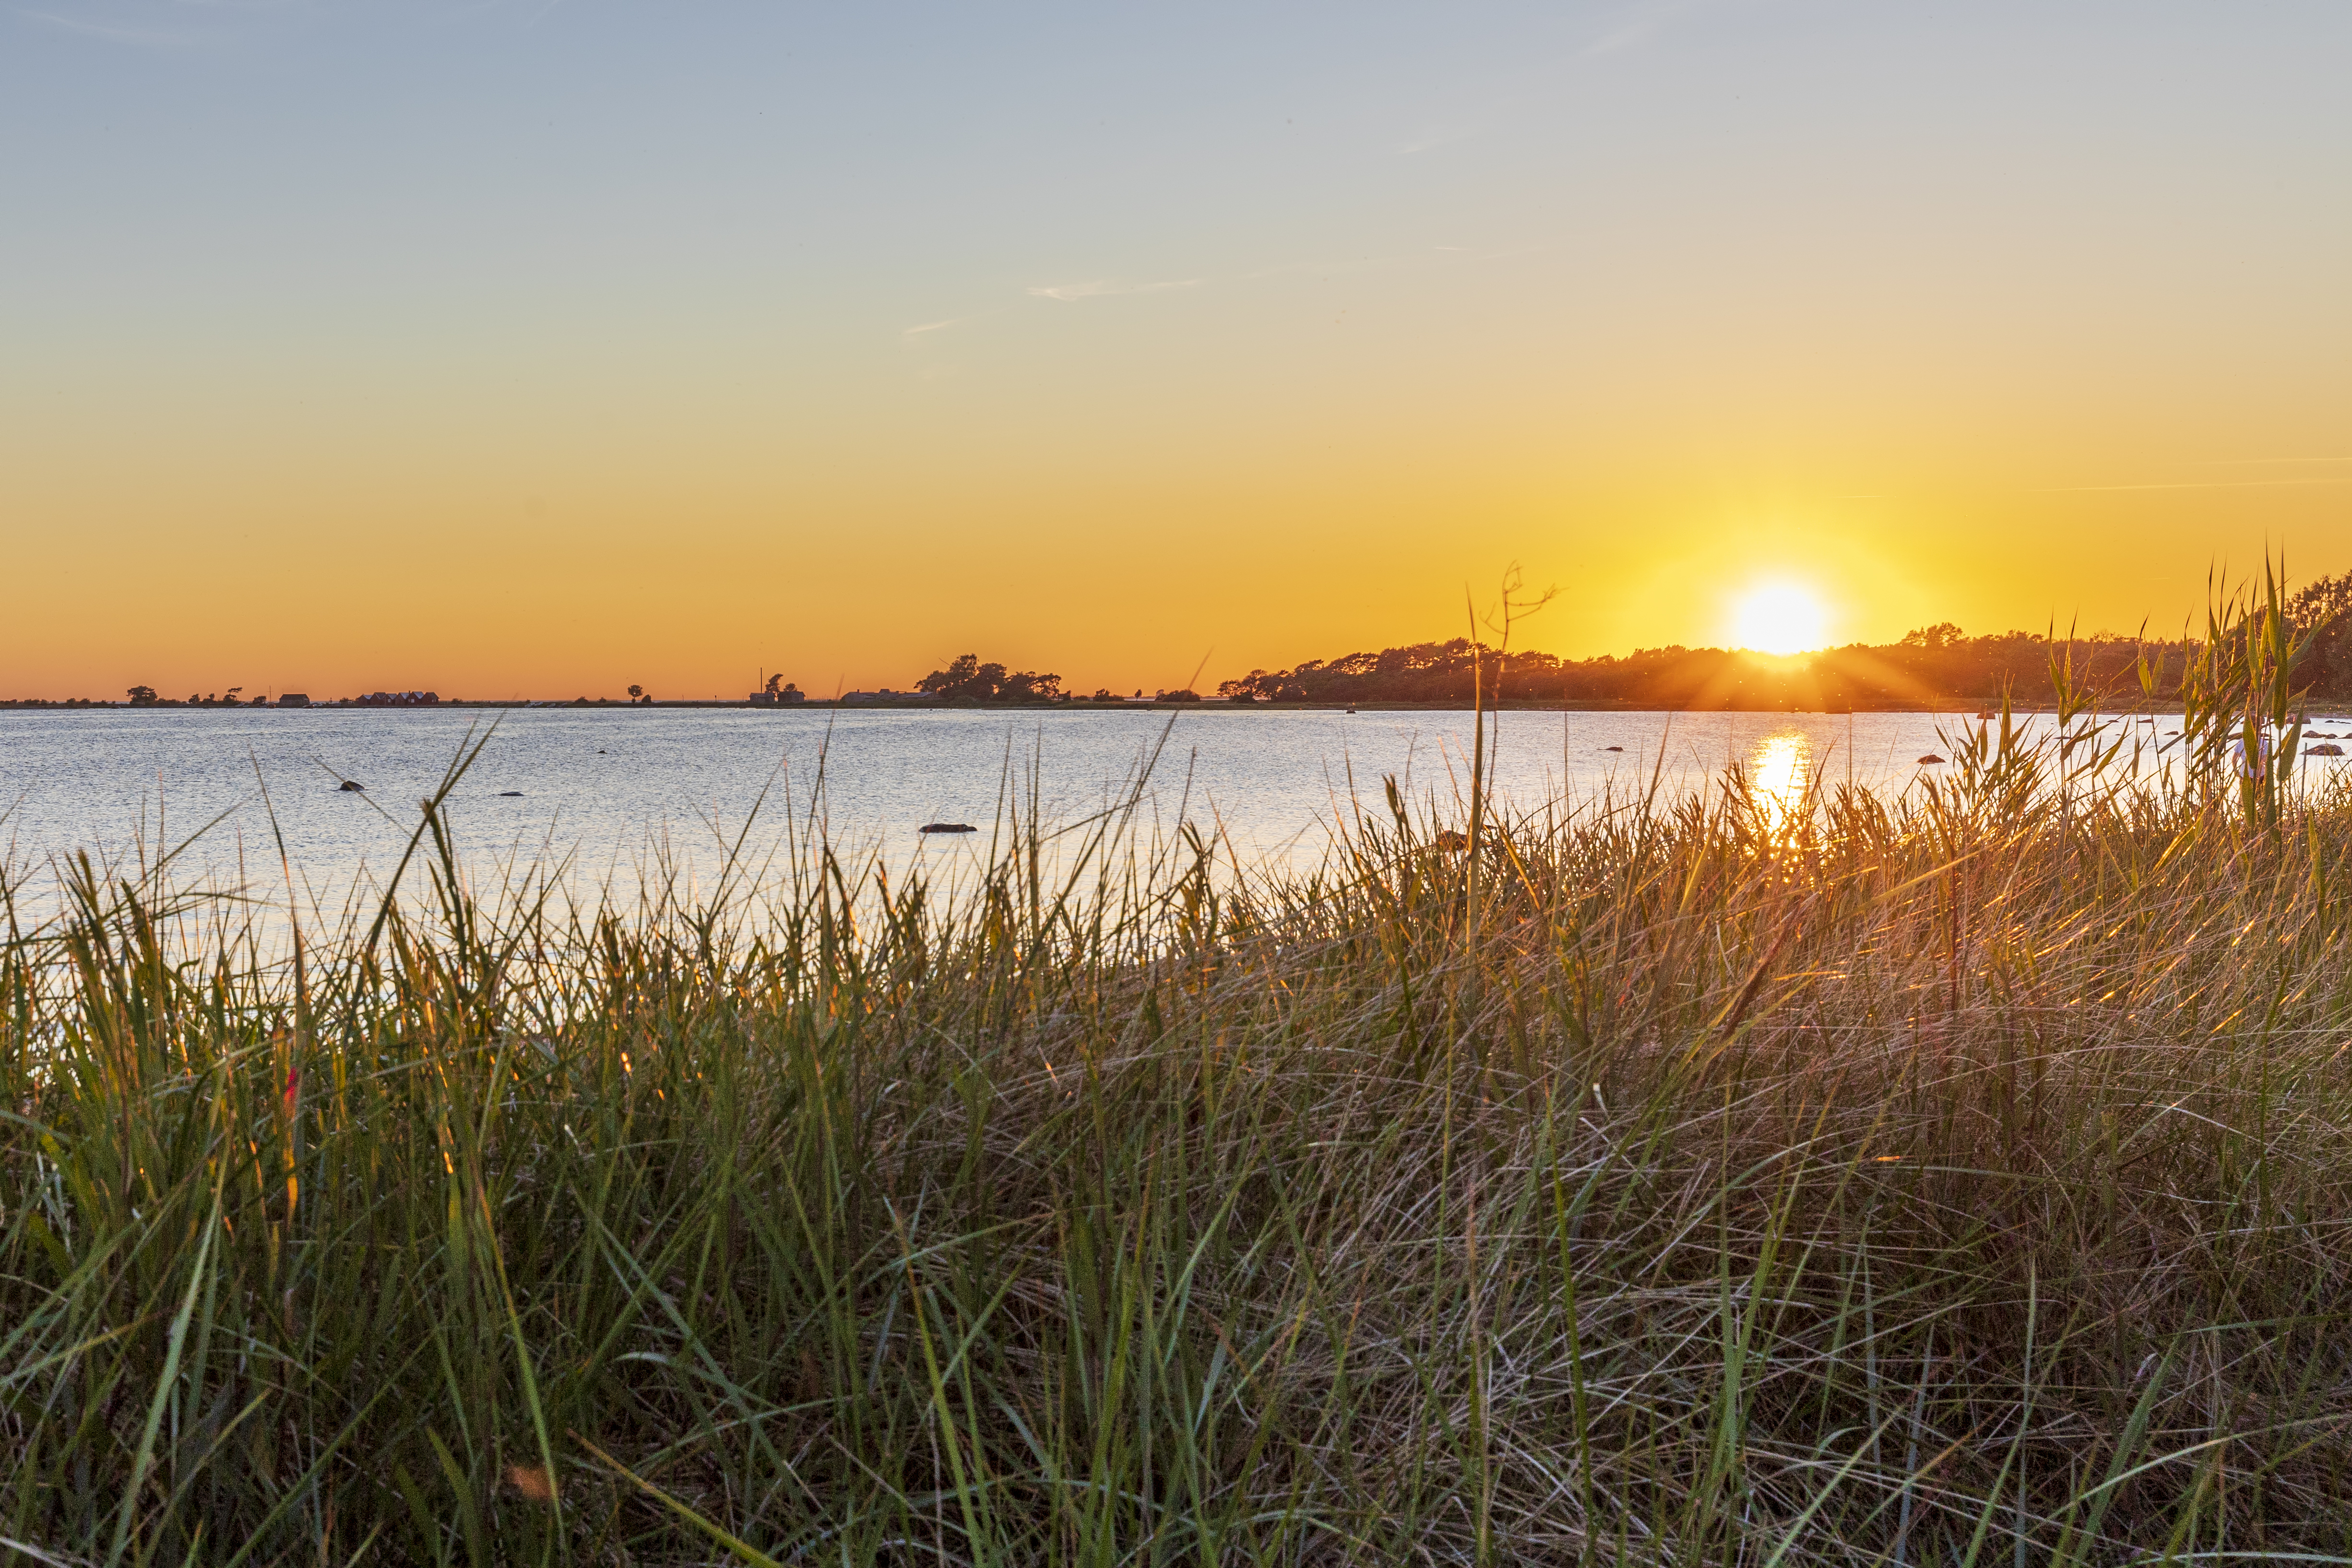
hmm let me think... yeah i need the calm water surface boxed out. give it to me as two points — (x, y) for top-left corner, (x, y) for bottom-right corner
(3, 706), (2338, 922)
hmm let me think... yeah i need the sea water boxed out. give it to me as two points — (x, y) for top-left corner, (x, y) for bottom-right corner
(0, 706), (2331, 927)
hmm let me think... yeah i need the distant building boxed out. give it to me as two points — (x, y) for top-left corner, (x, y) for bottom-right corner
(278, 693), (310, 707)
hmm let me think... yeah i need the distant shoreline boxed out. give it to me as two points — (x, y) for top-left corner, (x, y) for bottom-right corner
(0, 698), (2211, 715)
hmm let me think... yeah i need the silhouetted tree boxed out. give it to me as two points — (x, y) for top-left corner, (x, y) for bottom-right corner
(998, 669), (1065, 702)
(917, 654), (989, 697)
(917, 655), (1062, 702)
(2290, 571), (2352, 699)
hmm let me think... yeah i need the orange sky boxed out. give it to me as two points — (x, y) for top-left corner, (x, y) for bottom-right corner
(5, 3), (2349, 700)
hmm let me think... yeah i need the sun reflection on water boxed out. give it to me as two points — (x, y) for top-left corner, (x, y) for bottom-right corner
(1746, 730), (1814, 832)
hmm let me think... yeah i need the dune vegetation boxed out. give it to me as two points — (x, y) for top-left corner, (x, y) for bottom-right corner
(7, 572), (2352, 1564)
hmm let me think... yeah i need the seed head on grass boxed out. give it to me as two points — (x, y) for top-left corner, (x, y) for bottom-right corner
(504, 1463), (556, 1504)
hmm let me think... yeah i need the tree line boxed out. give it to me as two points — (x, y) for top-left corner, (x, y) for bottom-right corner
(1204, 569), (2352, 708)
(903, 569), (2352, 710)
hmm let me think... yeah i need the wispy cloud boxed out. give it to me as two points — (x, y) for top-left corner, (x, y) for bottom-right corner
(1027, 278), (1201, 302)
(2195, 456), (2352, 466)
(1425, 241), (1547, 263)
(1577, 0), (1713, 60)
(2046, 478), (2352, 493)
(19, 8), (192, 47)
(900, 319), (958, 338)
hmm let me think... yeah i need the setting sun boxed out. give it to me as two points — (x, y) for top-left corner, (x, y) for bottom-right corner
(1730, 583), (1829, 655)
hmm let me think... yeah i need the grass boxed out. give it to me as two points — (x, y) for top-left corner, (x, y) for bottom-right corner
(8, 698), (2352, 1565)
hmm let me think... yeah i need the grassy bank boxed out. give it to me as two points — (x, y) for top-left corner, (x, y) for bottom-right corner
(7, 711), (2352, 1565)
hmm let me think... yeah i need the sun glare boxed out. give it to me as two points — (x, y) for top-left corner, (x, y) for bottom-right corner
(1730, 582), (1828, 655)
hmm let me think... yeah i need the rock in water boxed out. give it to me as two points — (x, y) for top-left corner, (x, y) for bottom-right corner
(918, 822), (978, 834)
(338, 780), (366, 792)
(1917, 754), (1946, 765)
(499, 791), (524, 796)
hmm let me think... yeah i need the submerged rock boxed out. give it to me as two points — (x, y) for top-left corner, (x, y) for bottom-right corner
(499, 791), (524, 797)
(919, 822), (977, 834)
(1917, 754), (1946, 765)
(338, 780), (366, 792)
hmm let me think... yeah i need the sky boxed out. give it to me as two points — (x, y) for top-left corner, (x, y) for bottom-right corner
(4, 1), (2350, 701)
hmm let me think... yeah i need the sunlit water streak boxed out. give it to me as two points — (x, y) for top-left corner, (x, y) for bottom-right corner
(1746, 731), (1814, 835)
